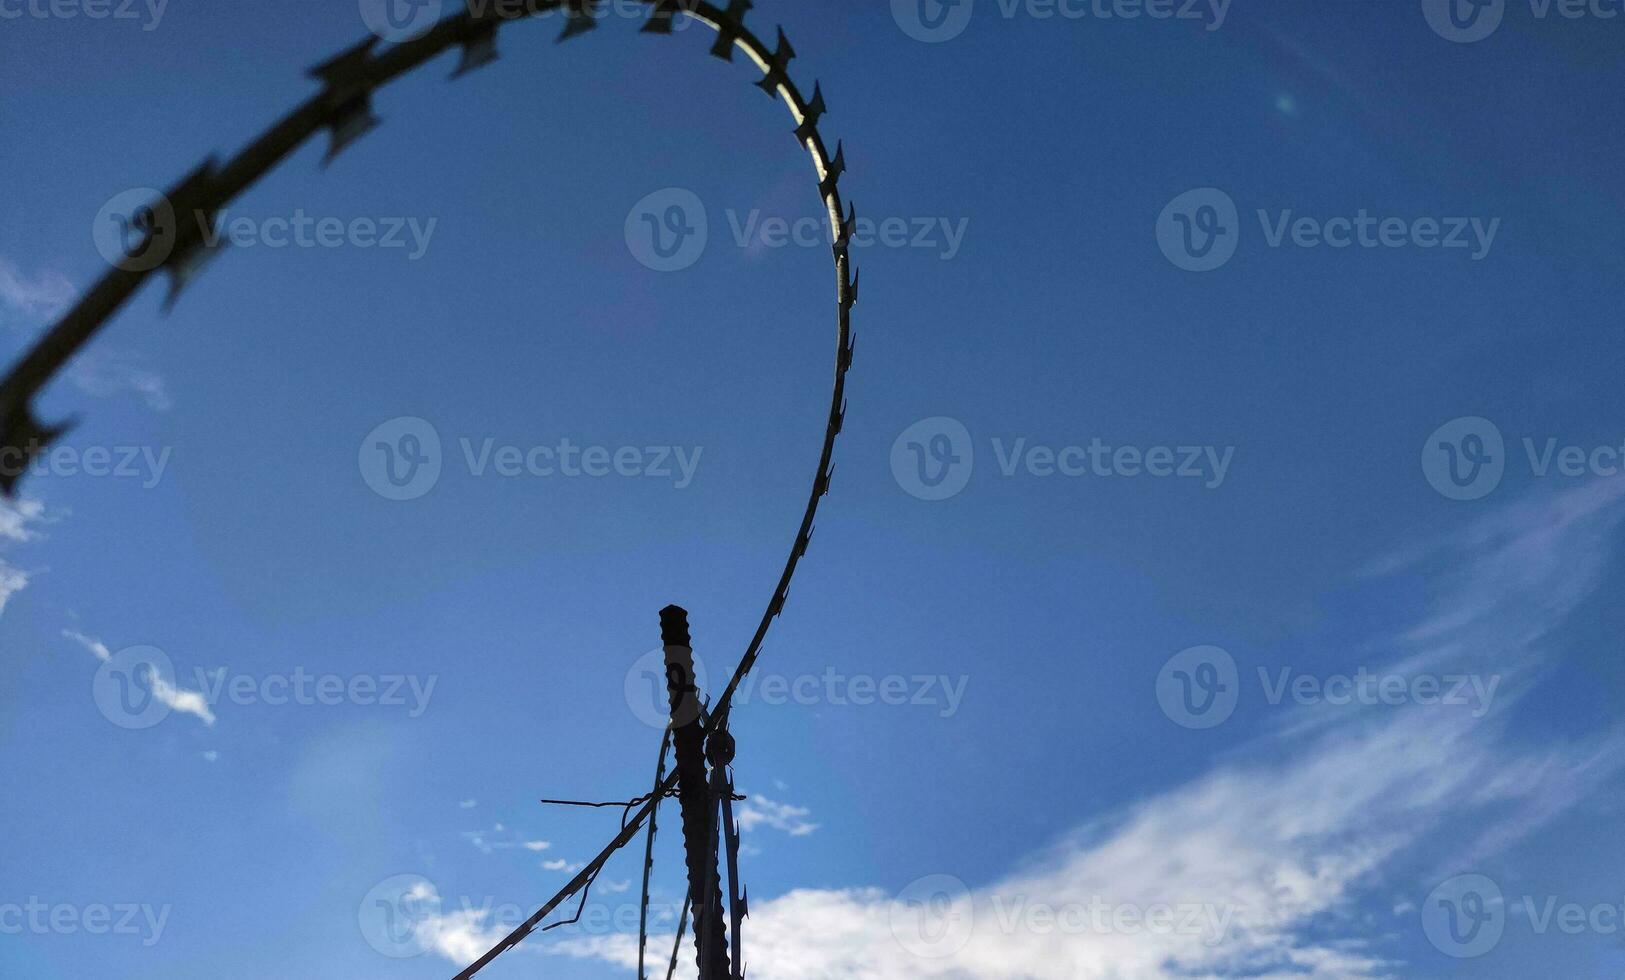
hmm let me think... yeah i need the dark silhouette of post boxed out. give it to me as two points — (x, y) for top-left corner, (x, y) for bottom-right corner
(660, 605), (730, 980)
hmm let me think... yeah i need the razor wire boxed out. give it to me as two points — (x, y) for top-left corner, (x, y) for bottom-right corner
(0, 1), (859, 975)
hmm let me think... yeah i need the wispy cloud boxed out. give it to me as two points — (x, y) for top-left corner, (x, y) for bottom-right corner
(0, 498), (49, 544)
(0, 498), (50, 619)
(0, 257), (169, 412)
(0, 562), (29, 618)
(65, 349), (172, 412)
(737, 793), (819, 838)
(62, 628), (216, 727)
(0, 258), (74, 322)
(541, 481), (1625, 979)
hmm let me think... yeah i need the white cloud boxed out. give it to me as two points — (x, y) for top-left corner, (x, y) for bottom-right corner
(0, 499), (50, 619)
(0, 562), (28, 618)
(0, 503), (55, 617)
(541, 482), (1625, 980)
(0, 498), (48, 543)
(202, 750), (220, 763)
(542, 859), (584, 873)
(65, 348), (172, 412)
(459, 799), (478, 809)
(523, 840), (552, 852)
(0, 258), (74, 322)
(62, 628), (112, 662)
(145, 665), (216, 726)
(62, 628), (216, 726)
(737, 794), (819, 838)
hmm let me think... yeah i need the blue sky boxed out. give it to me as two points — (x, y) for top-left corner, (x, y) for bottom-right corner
(3, 0), (1625, 977)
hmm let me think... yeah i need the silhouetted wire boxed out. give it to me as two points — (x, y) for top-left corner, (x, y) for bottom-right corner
(637, 728), (674, 980)
(0, 2), (858, 975)
(667, 892), (694, 980)
(541, 865), (598, 933)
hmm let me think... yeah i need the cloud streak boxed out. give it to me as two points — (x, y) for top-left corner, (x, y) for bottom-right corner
(536, 481), (1625, 979)
(62, 628), (216, 727)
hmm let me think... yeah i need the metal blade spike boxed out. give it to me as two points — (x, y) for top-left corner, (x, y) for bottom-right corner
(0, 400), (75, 497)
(308, 36), (380, 88)
(322, 104), (380, 166)
(844, 269), (860, 310)
(310, 38), (382, 164)
(162, 239), (226, 311)
(818, 142), (845, 198)
(559, 1), (599, 41)
(794, 82), (825, 141)
(837, 201), (857, 244)
(452, 21), (500, 78)
(709, 0), (752, 60)
(642, 0), (679, 33)
(755, 27), (794, 95)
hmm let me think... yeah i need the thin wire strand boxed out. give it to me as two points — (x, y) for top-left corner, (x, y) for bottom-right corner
(0, 4), (857, 976)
